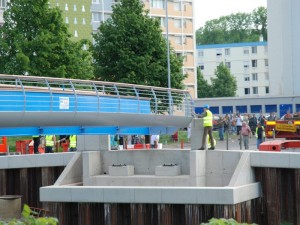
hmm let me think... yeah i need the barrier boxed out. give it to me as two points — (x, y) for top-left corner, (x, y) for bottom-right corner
(15, 140), (32, 154)
(0, 137), (8, 153)
(259, 140), (300, 151)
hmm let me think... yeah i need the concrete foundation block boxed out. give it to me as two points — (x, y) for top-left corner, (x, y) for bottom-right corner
(155, 164), (181, 176)
(109, 165), (134, 176)
(0, 195), (22, 219)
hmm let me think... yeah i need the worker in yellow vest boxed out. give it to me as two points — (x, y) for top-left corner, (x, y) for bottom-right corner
(45, 135), (56, 153)
(198, 104), (215, 150)
(69, 135), (77, 152)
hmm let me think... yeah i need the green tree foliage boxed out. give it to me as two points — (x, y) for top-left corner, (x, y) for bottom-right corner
(197, 68), (213, 98)
(92, 0), (186, 89)
(211, 63), (237, 97)
(201, 218), (257, 225)
(0, 0), (93, 79)
(196, 7), (267, 45)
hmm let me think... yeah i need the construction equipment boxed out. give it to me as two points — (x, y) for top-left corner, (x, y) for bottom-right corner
(265, 118), (300, 139)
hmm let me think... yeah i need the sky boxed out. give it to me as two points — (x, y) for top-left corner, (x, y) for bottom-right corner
(194, 0), (267, 29)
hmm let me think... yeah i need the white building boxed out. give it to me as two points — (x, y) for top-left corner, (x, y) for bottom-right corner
(197, 42), (269, 97)
(268, 0), (300, 96)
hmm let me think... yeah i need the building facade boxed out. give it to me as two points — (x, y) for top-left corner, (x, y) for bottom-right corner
(49, 0), (197, 98)
(268, 0), (300, 96)
(197, 42), (269, 97)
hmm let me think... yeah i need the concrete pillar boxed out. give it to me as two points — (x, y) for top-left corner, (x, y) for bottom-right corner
(77, 135), (110, 151)
(191, 118), (204, 150)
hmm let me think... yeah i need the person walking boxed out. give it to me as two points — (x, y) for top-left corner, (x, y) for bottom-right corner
(249, 114), (258, 135)
(255, 123), (265, 149)
(236, 113), (243, 136)
(198, 104), (215, 150)
(45, 135), (56, 153)
(241, 122), (252, 149)
(217, 116), (225, 141)
(32, 135), (40, 154)
(69, 135), (77, 152)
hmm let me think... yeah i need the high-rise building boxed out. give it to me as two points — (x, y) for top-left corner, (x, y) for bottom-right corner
(197, 42), (270, 97)
(268, 0), (300, 96)
(49, 0), (197, 98)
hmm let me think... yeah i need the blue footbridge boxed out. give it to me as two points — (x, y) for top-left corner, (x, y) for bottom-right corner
(0, 74), (194, 136)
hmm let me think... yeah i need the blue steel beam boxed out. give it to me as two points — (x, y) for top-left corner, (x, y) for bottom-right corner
(0, 126), (178, 137)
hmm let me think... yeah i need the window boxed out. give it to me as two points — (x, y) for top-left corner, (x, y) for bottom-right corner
(216, 49), (222, 56)
(243, 48), (249, 55)
(252, 73), (258, 81)
(0, 0), (6, 8)
(244, 88), (250, 95)
(74, 17), (77, 24)
(252, 60), (257, 68)
(225, 62), (231, 69)
(82, 18), (86, 25)
(65, 17), (69, 24)
(252, 87), (258, 94)
(92, 0), (100, 3)
(82, 5), (85, 12)
(265, 72), (269, 80)
(160, 17), (166, 27)
(265, 86), (269, 94)
(225, 48), (230, 56)
(265, 59), (269, 67)
(151, 0), (164, 9)
(174, 36), (182, 45)
(198, 50), (204, 57)
(74, 30), (78, 37)
(199, 64), (204, 70)
(243, 61), (249, 69)
(174, 2), (181, 11)
(252, 46), (257, 54)
(244, 76), (250, 81)
(65, 3), (68, 10)
(174, 19), (181, 28)
(73, 4), (77, 11)
(92, 13), (101, 22)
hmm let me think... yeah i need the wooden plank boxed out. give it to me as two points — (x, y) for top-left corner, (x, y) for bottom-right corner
(295, 169), (300, 225)
(0, 170), (6, 195)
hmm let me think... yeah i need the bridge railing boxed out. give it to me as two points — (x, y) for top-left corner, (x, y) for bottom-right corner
(0, 74), (194, 116)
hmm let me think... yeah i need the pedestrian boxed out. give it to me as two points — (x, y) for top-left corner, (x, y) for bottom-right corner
(45, 135), (56, 153)
(32, 135), (40, 154)
(150, 135), (160, 148)
(241, 122), (252, 149)
(267, 112), (277, 121)
(258, 113), (266, 127)
(255, 123), (265, 149)
(249, 114), (258, 135)
(68, 135), (77, 152)
(236, 113), (243, 136)
(198, 104), (215, 150)
(231, 114), (237, 135)
(217, 116), (225, 141)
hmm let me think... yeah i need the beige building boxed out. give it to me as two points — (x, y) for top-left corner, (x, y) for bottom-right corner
(143, 0), (196, 98)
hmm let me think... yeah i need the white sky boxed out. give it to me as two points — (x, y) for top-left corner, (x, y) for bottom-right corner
(194, 0), (267, 29)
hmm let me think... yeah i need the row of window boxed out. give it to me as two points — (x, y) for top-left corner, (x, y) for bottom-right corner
(0, 0), (5, 9)
(151, 0), (191, 11)
(56, 3), (86, 12)
(198, 59), (269, 70)
(244, 86), (269, 95)
(198, 46), (268, 57)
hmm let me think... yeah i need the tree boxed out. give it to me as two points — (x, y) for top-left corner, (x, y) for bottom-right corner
(0, 0), (93, 79)
(92, 0), (186, 89)
(196, 7), (267, 45)
(211, 62), (237, 97)
(197, 68), (213, 98)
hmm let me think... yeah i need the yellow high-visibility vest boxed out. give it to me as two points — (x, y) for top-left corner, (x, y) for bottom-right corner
(45, 135), (54, 147)
(203, 110), (213, 127)
(69, 135), (77, 148)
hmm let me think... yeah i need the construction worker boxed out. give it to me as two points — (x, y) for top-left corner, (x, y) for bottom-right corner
(198, 104), (215, 150)
(69, 135), (77, 152)
(45, 135), (56, 153)
(32, 135), (40, 154)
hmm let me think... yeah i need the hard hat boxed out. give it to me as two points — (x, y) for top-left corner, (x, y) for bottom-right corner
(203, 104), (210, 109)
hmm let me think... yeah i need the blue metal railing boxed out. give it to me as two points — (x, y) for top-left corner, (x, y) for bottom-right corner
(0, 74), (194, 116)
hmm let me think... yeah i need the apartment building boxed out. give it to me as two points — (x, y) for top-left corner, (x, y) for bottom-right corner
(0, 0), (5, 26)
(197, 42), (269, 97)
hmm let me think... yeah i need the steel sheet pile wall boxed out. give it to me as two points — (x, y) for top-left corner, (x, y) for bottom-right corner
(255, 168), (300, 225)
(1, 167), (300, 224)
